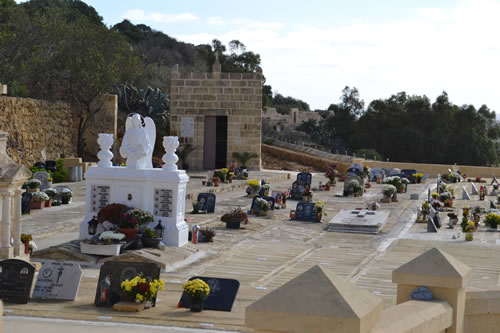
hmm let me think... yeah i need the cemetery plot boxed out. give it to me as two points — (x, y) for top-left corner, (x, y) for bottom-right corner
(94, 261), (160, 307)
(0, 259), (35, 304)
(290, 172), (312, 200)
(293, 202), (318, 222)
(179, 276), (239, 311)
(197, 193), (216, 213)
(327, 210), (389, 234)
(32, 261), (83, 300)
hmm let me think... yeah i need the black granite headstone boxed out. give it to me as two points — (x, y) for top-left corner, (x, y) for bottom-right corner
(296, 172), (312, 185)
(295, 202), (317, 222)
(94, 261), (160, 307)
(0, 259), (35, 304)
(179, 276), (239, 311)
(250, 196), (275, 212)
(433, 213), (441, 228)
(197, 193), (216, 213)
(21, 192), (32, 215)
(490, 200), (497, 209)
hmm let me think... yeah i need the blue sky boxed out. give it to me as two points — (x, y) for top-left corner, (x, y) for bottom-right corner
(24, 1), (500, 113)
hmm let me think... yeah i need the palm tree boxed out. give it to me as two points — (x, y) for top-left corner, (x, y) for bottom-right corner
(176, 144), (195, 170)
(232, 152), (258, 168)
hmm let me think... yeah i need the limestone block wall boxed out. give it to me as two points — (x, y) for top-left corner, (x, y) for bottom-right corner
(263, 107), (324, 125)
(170, 67), (262, 170)
(0, 96), (75, 166)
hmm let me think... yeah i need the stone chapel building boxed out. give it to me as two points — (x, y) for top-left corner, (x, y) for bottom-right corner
(169, 59), (263, 170)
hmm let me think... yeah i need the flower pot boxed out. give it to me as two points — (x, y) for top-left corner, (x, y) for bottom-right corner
(281, 201), (287, 209)
(80, 242), (122, 256)
(382, 197), (392, 203)
(119, 228), (139, 238)
(465, 232), (474, 241)
(28, 188), (39, 193)
(61, 197), (70, 204)
(316, 212), (322, 223)
(45, 199), (53, 208)
(202, 181), (206, 186)
(23, 241), (30, 254)
(141, 236), (162, 248)
(30, 200), (45, 210)
(226, 220), (241, 229)
(416, 179), (421, 184)
(190, 298), (204, 312)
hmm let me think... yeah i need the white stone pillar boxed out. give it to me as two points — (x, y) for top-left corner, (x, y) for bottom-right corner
(11, 189), (22, 256)
(0, 193), (13, 258)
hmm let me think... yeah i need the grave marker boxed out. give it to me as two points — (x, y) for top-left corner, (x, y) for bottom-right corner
(471, 183), (479, 195)
(33, 171), (51, 190)
(290, 172), (312, 200)
(427, 216), (438, 232)
(21, 192), (32, 214)
(327, 209), (389, 234)
(0, 259), (35, 304)
(490, 200), (497, 210)
(197, 193), (216, 213)
(154, 188), (173, 217)
(95, 262), (160, 307)
(33, 261), (83, 300)
(294, 202), (317, 222)
(179, 276), (239, 311)
(462, 186), (471, 200)
(250, 196), (275, 212)
(91, 185), (110, 213)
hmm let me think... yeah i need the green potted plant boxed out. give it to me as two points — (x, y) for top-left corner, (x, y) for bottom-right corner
(413, 173), (424, 183)
(484, 212), (500, 229)
(232, 151), (258, 169)
(26, 179), (41, 192)
(192, 201), (203, 214)
(128, 208), (154, 226)
(221, 208), (249, 229)
(31, 191), (49, 209)
(183, 278), (210, 312)
(176, 143), (195, 170)
(141, 228), (162, 248)
(382, 184), (396, 203)
(60, 188), (72, 204)
(21, 233), (32, 254)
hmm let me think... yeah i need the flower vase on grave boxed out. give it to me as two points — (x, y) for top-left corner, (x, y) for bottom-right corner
(465, 232), (474, 241)
(281, 200), (287, 209)
(392, 192), (398, 202)
(28, 188), (39, 193)
(213, 177), (220, 187)
(118, 228), (139, 238)
(189, 298), (204, 312)
(316, 212), (322, 223)
(23, 241), (30, 254)
(325, 183), (330, 191)
(473, 214), (480, 229)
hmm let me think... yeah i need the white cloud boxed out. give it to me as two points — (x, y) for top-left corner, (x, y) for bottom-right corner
(177, 0), (500, 112)
(207, 16), (226, 25)
(122, 9), (198, 23)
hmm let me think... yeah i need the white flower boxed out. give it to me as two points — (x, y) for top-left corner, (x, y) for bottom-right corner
(102, 221), (115, 231)
(27, 179), (41, 187)
(32, 192), (49, 202)
(99, 231), (125, 241)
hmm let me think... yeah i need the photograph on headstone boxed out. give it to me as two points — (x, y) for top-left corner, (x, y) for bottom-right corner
(294, 202), (317, 222)
(33, 261), (83, 300)
(0, 259), (35, 304)
(179, 276), (239, 311)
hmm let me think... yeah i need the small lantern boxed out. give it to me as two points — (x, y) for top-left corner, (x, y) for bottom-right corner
(87, 216), (98, 235)
(154, 220), (164, 238)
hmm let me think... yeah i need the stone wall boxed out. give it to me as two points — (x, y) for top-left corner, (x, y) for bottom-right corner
(0, 96), (75, 166)
(169, 63), (262, 170)
(263, 107), (324, 125)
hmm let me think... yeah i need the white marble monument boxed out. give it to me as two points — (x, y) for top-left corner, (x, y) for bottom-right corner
(79, 114), (189, 247)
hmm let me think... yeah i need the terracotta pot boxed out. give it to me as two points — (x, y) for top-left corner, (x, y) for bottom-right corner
(316, 212), (322, 223)
(28, 188), (40, 193)
(45, 199), (53, 208)
(119, 228), (139, 238)
(30, 200), (45, 209)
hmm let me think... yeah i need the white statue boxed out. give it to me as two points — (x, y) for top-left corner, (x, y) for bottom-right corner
(119, 113), (156, 169)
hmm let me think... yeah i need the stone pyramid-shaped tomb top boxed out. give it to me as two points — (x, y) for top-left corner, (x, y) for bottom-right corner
(393, 247), (471, 288)
(246, 265), (383, 333)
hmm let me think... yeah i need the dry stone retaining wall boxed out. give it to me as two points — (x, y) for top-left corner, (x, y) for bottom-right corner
(0, 96), (75, 166)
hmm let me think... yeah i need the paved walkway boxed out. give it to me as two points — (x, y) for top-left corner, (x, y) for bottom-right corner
(10, 173), (500, 332)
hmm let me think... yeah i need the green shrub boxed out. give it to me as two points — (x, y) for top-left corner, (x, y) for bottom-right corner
(53, 159), (68, 183)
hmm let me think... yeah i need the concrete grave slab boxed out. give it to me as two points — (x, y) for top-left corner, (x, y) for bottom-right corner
(462, 186), (471, 200)
(327, 209), (390, 234)
(32, 261), (83, 300)
(471, 183), (479, 195)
